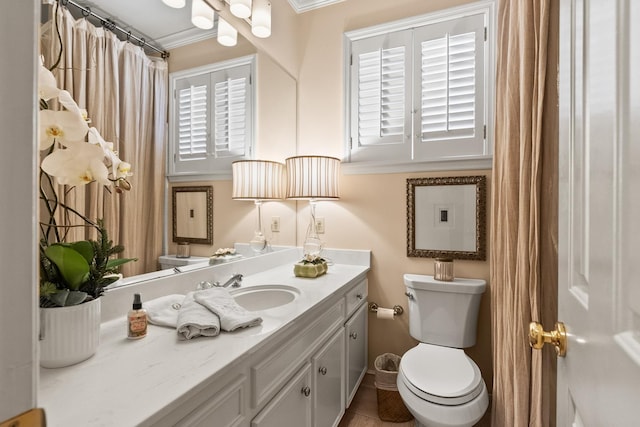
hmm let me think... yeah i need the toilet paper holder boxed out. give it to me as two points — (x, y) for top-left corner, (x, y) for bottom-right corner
(368, 302), (404, 316)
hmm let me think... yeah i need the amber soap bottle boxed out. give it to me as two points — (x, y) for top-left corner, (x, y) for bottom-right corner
(127, 293), (147, 339)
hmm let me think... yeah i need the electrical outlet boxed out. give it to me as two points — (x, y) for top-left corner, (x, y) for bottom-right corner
(271, 216), (280, 233)
(315, 217), (325, 234)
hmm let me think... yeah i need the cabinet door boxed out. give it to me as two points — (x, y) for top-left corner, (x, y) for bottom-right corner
(345, 303), (367, 407)
(251, 363), (312, 427)
(313, 329), (345, 427)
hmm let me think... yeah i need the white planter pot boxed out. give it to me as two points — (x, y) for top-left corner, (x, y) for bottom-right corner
(40, 297), (101, 368)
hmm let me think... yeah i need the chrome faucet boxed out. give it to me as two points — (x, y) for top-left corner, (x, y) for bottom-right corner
(217, 273), (243, 288)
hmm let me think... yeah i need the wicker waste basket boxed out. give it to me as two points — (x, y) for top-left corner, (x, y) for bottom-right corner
(374, 353), (413, 423)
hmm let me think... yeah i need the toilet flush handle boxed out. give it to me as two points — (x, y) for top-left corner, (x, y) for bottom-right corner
(404, 292), (414, 300)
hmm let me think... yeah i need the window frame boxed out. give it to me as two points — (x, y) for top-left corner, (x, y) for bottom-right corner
(168, 55), (256, 181)
(343, 1), (495, 174)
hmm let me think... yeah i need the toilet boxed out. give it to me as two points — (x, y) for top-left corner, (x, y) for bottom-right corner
(397, 274), (488, 427)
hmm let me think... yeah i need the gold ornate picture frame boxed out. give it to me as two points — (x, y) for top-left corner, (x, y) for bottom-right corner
(407, 175), (487, 260)
(172, 186), (213, 245)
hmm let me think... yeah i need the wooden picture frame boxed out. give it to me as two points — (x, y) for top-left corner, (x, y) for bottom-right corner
(172, 186), (213, 245)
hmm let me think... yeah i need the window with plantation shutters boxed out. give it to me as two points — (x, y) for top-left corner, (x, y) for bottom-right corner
(345, 2), (494, 171)
(168, 56), (254, 177)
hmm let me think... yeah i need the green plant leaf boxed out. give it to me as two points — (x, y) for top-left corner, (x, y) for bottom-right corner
(106, 257), (137, 269)
(45, 244), (90, 290)
(48, 289), (88, 307)
(69, 240), (94, 264)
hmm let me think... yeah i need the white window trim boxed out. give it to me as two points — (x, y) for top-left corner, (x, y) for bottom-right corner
(168, 55), (256, 181)
(342, 0), (495, 175)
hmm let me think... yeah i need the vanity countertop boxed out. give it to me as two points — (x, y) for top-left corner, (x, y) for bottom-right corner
(38, 249), (370, 427)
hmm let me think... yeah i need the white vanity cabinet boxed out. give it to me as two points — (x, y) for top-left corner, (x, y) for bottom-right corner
(312, 328), (345, 427)
(251, 363), (313, 427)
(344, 281), (368, 407)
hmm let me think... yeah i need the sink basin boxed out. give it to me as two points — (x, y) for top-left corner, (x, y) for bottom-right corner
(231, 285), (300, 311)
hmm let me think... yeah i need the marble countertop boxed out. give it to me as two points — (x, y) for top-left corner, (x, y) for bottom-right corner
(38, 248), (370, 426)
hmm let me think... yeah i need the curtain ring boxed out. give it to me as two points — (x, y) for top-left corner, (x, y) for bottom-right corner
(126, 31), (132, 41)
(139, 37), (146, 47)
(81, 6), (91, 17)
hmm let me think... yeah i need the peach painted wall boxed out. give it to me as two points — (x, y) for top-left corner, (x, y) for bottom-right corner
(165, 0), (493, 396)
(294, 0), (493, 392)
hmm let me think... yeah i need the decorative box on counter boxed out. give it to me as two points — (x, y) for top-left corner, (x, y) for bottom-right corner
(294, 255), (328, 278)
(209, 248), (243, 265)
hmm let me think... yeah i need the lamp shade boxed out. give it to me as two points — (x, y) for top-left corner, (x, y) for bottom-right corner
(191, 0), (214, 29)
(217, 17), (238, 47)
(251, 0), (271, 38)
(285, 156), (340, 200)
(230, 0), (252, 19)
(232, 160), (286, 200)
(163, 0), (186, 8)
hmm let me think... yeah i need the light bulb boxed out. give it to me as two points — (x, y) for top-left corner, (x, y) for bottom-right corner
(191, 0), (214, 30)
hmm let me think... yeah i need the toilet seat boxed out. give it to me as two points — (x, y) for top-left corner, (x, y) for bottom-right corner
(399, 343), (484, 406)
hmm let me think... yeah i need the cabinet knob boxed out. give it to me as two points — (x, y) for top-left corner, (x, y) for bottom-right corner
(319, 366), (327, 375)
(356, 293), (363, 300)
(350, 332), (358, 340)
(301, 386), (311, 397)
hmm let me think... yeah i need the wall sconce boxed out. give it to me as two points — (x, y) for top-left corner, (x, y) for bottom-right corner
(285, 155), (340, 256)
(232, 160), (286, 253)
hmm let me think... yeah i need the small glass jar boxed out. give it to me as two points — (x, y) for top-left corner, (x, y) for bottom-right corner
(434, 258), (454, 281)
(176, 242), (190, 258)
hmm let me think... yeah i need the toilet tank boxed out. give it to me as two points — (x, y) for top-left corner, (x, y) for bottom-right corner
(404, 274), (486, 348)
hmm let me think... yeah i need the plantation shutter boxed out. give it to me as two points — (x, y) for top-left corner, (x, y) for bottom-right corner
(170, 59), (253, 176)
(349, 29), (412, 162)
(413, 13), (486, 159)
(212, 64), (251, 159)
(175, 74), (210, 162)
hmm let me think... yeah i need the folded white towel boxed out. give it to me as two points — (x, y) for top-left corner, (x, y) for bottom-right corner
(143, 294), (184, 328)
(194, 288), (263, 332)
(177, 292), (221, 340)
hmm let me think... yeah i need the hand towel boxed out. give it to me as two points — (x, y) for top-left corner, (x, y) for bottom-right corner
(177, 292), (221, 340)
(194, 288), (263, 332)
(143, 294), (184, 328)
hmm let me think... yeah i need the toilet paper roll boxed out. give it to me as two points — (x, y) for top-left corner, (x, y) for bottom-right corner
(376, 307), (395, 320)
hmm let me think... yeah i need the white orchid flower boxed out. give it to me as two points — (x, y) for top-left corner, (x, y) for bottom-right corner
(41, 143), (109, 187)
(88, 127), (122, 177)
(39, 109), (89, 150)
(38, 63), (60, 101)
(116, 161), (132, 179)
(56, 90), (83, 117)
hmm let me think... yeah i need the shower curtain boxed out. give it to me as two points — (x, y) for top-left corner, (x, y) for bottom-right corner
(41, 6), (167, 276)
(490, 0), (557, 426)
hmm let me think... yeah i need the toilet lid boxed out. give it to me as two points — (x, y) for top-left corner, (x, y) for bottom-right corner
(400, 343), (484, 406)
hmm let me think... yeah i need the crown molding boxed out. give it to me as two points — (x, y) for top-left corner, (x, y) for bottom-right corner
(287, 0), (345, 14)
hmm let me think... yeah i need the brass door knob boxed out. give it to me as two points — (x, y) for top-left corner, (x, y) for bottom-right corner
(529, 321), (567, 357)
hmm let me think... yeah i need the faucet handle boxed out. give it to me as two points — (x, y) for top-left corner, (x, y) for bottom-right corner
(197, 281), (216, 290)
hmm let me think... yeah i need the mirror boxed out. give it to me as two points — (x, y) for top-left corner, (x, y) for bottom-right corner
(407, 176), (487, 260)
(172, 186), (213, 245)
(48, 2), (299, 283)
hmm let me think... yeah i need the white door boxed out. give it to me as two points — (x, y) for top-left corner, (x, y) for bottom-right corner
(557, 0), (640, 425)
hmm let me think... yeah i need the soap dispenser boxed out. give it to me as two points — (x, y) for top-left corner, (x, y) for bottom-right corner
(127, 293), (147, 340)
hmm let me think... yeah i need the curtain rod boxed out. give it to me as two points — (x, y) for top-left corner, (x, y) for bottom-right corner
(59, 0), (169, 59)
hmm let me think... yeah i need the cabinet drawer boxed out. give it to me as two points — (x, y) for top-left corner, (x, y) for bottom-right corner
(345, 279), (367, 317)
(251, 300), (345, 408)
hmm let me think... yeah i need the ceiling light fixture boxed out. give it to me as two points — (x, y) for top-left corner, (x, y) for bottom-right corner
(162, 0), (186, 8)
(191, 0), (215, 30)
(251, 0), (271, 38)
(230, 0), (252, 19)
(217, 17), (238, 46)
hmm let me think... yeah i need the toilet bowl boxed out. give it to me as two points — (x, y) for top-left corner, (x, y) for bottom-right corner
(398, 274), (488, 427)
(397, 343), (488, 427)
